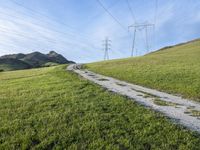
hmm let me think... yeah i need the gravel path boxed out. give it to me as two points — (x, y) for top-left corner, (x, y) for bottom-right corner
(67, 64), (200, 133)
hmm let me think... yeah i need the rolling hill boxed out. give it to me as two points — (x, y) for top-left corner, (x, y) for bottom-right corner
(87, 39), (200, 101)
(0, 51), (74, 71)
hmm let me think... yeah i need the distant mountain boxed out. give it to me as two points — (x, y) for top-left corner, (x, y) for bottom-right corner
(0, 53), (26, 60)
(47, 51), (74, 64)
(0, 51), (75, 71)
(0, 58), (31, 71)
(21, 52), (52, 67)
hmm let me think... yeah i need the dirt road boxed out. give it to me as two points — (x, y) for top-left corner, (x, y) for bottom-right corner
(67, 64), (200, 133)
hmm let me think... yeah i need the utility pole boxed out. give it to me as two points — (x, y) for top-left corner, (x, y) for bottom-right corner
(103, 37), (111, 60)
(130, 28), (136, 57)
(128, 23), (154, 56)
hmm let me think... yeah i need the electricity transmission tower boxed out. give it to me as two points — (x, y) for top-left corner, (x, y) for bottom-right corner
(103, 37), (111, 60)
(128, 23), (154, 57)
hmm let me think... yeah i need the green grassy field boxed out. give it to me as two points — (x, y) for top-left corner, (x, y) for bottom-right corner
(0, 65), (200, 149)
(87, 39), (200, 102)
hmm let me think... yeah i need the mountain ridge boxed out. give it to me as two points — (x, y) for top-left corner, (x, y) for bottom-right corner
(0, 51), (75, 71)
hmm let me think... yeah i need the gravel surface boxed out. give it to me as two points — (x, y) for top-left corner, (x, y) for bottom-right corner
(67, 64), (200, 133)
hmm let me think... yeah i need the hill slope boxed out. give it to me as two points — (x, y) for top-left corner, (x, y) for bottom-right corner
(0, 65), (200, 149)
(0, 51), (74, 71)
(0, 58), (31, 71)
(87, 39), (200, 101)
(20, 52), (52, 67)
(47, 51), (74, 64)
(0, 53), (26, 59)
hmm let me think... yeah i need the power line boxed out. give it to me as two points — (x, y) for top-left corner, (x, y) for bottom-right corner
(9, 0), (75, 31)
(82, 0), (121, 27)
(9, 0), (100, 42)
(0, 26), (56, 43)
(153, 0), (158, 49)
(8, 0), (134, 57)
(128, 23), (154, 56)
(127, 0), (159, 56)
(0, 9), (89, 42)
(0, 14), (102, 52)
(96, 0), (128, 32)
(0, 27), (102, 61)
(126, 0), (136, 23)
(0, 10), (100, 50)
(0, 27), (87, 50)
(154, 0), (158, 25)
(102, 37), (111, 60)
(130, 28), (136, 57)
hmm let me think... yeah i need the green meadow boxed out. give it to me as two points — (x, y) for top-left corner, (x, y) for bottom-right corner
(0, 65), (200, 149)
(87, 39), (200, 102)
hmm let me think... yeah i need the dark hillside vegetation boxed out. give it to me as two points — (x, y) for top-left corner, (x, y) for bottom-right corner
(20, 52), (52, 67)
(0, 58), (31, 71)
(0, 51), (74, 71)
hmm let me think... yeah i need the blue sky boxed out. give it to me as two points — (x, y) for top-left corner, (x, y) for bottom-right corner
(0, 0), (200, 63)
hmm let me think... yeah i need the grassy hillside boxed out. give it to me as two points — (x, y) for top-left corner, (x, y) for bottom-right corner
(0, 58), (31, 71)
(0, 65), (200, 149)
(87, 39), (200, 102)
